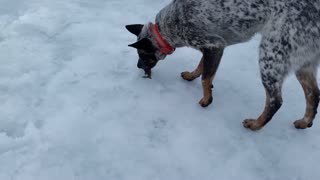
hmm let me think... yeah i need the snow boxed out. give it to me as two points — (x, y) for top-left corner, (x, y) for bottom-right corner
(0, 0), (320, 180)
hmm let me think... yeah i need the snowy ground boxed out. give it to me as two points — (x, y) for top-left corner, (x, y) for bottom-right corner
(0, 0), (320, 180)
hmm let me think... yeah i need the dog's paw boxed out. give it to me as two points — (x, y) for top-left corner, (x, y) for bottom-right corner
(294, 119), (313, 129)
(199, 96), (213, 107)
(181, 71), (196, 81)
(243, 119), (263, 131)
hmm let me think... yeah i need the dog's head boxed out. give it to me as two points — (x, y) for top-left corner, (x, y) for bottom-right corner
(126, 23), (170, 78)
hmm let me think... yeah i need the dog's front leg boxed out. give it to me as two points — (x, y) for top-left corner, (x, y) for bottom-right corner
(181, 58), (203, 81)
(199, 47), (224, 107)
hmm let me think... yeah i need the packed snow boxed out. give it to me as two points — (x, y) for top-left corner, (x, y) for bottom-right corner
(0, 0), (320, 180)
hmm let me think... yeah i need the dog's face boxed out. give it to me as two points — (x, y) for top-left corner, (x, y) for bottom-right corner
(126, 24), (166, 78)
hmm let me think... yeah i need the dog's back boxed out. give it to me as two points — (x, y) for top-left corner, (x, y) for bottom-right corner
(261, 0), (320, 69)
(159, 0), (272, 47)
(162, 0), (320, 65)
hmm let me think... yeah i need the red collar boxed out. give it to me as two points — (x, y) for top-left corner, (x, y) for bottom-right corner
(149, 24), (175, 55)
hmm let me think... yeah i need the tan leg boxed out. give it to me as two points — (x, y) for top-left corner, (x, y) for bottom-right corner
(181, 58), (203, 81)
(294, 66), (320, 129)
(243, 53), (285, 131)
(199, 76), (214, 107)
(243, 89), (282, 131)
(198, 48), (224, 107)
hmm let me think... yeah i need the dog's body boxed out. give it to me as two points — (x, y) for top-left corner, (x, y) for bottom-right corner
(126, 0), (320, 130)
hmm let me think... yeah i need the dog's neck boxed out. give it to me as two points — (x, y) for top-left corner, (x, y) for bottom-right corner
(155, 4), (186, 49)
(154, 21), (184, 49)
(149, 23), (175, 55)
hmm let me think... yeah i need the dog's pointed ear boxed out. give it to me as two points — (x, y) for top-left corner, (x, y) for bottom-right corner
(128, 38), (154, 52)
(126, 24), (144, 36)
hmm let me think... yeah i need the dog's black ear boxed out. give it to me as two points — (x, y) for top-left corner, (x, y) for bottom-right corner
(128, 38), (154, 52)
(126, 24), (144, 36)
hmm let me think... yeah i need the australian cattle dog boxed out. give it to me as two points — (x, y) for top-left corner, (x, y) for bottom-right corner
(126, 0), (320, 131)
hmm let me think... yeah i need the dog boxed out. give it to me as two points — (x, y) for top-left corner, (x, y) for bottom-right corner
(126, 0), (320, 131)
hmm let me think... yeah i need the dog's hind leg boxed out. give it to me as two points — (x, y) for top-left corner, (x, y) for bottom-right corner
(243, 41), (287, 131)
(198, 47), (224, 107)
(243, 85), (284, 131)
(181, 58), (203, 81)
(294, 65), (320, 129)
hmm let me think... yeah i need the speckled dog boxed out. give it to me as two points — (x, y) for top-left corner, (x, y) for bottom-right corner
(126, 0), (320, 131)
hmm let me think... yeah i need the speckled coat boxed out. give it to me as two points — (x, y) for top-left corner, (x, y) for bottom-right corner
(128, 0), (320, 130)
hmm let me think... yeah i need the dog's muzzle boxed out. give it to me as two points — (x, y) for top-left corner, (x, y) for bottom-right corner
(137, 59), (145, 69)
